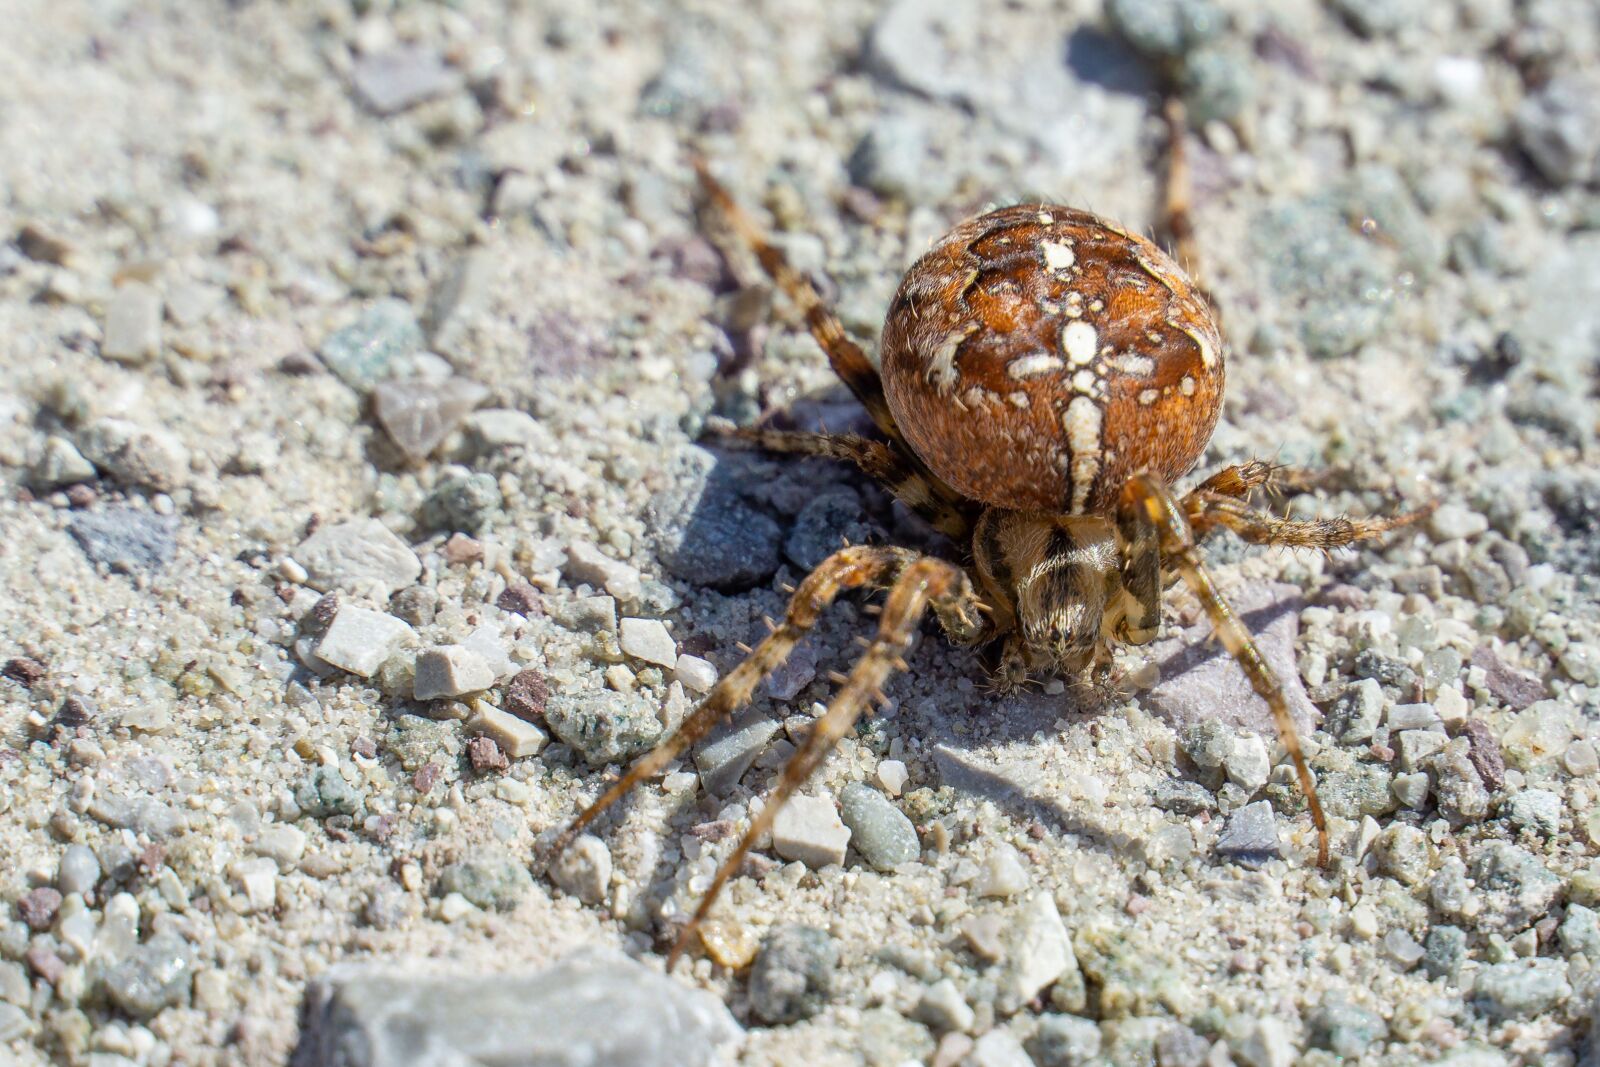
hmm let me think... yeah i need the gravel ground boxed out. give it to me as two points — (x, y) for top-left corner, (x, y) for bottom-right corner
(2, 0), (1599, 1065)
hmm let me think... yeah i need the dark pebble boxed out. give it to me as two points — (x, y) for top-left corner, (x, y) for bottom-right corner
(2, 657), (45, 688)
(748, 925), (838, 1025)
(1470, 647), (1544, 711)
(467, 736), (509, 773)
(18, 887), (62, 930)
(1462, 719), (1506, 792)
(504, 669), (549, 721)
(495, 580), (542, 617)
(67, 508), (178, 573)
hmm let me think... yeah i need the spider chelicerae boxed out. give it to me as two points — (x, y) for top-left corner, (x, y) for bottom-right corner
(542, 129), (1432, 967)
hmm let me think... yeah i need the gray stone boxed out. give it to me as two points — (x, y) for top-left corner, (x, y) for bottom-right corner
(87, 794), (187, 838)
(98, 930), (194, 1017)
(1374, 824), (1431, 885)
(295, 766), (364, 819)
(1105, 0), (1223, 58)
(1432, 746), (1491, 824)
(1153, 1024), (1210, 1067)
(68, 509), (177, 573)
(1214, 801), (1279, 865)
(413, 645), (495, 700)
(372, 378), (488, 462)
(1146, 584), (1316, 734)
(545, 690), (663, 766)
(30, 435), (96, 489)
(1181, 720), (1233, 770)
(1250, 197), (1391, 358)
(462, 409), (544, 455)
(1152, 779), (1216, 814)
(314, 607), (416, 678)
(1515, 73), (1600, 187)
(1423, 924), (1467, 979)
(840, 782), (920, 871)
(1028, 1014), (1102, 1067)
(296, 519), (422, 597)
(1392, 771), (1430, 808)
(1233, 1018), (1295, 1067)
(1559, 903), (1600, 958)
(783, 487), (879, 571)
(1327, 679), (1384, 744)
(78, 418), (189, 492)
(771, 794), (851, 868)
(1504, 788), (1562, 836)
(968, 1029), (1035, 1067)
(748, 925), (837, 1025)
(847, 116), (937, 201)
(422, 467), (502, 533)
(437, 855), (532, 911)
(0, 1002), (31, 1042)
(293, 951), (739, 1066)
(319, 300), (424, 391)
(913, 977), (974, 1032)
(694, 711), (780, 794)
(1309, 997), (1386, 1056)
(352, 47), (459, 115)
(558, 595), (618, 634)
(57, 844), (101, 896)
(1397, 729), (1448, 771)
(101, 282), (163, 363)
(1179, 46), (1254, 126)
(1469, 841), (1561, 935)
(548, 835), (611, 905)
(1472, 958), (1571, 1021)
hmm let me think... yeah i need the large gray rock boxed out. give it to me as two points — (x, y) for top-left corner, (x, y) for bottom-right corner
(292, 952), (741, 1067)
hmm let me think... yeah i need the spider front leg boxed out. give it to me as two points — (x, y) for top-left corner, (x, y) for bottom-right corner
(667, 556), (981, 966)
(1122, 474), (1331, 867)
(537, 545), (923, 867)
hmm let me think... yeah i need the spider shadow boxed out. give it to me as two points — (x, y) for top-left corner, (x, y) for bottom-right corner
(921, 597), (1302, 860)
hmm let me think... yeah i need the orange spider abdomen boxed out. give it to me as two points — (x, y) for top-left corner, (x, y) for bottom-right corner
(880, 205), (1226, 515)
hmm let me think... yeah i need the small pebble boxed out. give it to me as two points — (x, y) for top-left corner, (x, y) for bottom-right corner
(1423, 925), (1467, 978)
(101, 282), (163, 363)
(296, 518), (422, 597)
(467, 704), (548, 759)
(1472, 958), (1571, 1020)
(875, 759), (909, 797)
(914, 978), (974, 1033)
(1214, 801), (1279, 865)
(495, 580), (541, 617)
(1383, 927), (1425, 969)
(1328, 679), (1384, 745)
(314, 606), (416, 678)
(467, 735), (509, 773)
(1558, 903), (1600, 958)
(771, 794), (852, 868)
(1374, 824), (1431, 885)
(1154, 1024), (1210, 1067)
(29, 435), (96, 489)
(68, 509), (177, 573)
(1514, 73), (1600, 187)
(544, 690), (663, 766)
(999, 892), (1076, 1013)
(319, 299), (424, 390)
(372, 377), (488, 462)
(1028, 1014), (1101, 1067)
(1223, 733), (1270, 792)
(1308, 997), (1386, 1057)
(763, 641), (817, 701)
(674, 654), (718, 694)
(839, 782), (919, 871)
(77, 419), (189, 492)
(295, 766), (364, 819)
(1396, 729), (1448, 771)
(1565, 740), (1599, 777)
(559, 595), (618, 634)
(974, 842), (1030, 898)
(966, 1029), (1034, 1067)
(17, 887), (61, 930)
(618, 617), (677, 667)
(413, 645), (495, 700)
(57, 845), (101, 896)
(1469, 841), (1561, 935)
(1428, 503), (1489, 541)
(422, 468), (502, 533)
(503, 669), (549, 721)
(565, 543), (644, 603)
(101, 930), (195, 1017)
(1391, 771), (1430, 808)
(747, 925), (836, 1025)
(1504, 788), (1562, 835)
(352, 46), (459, 114)
(437, 855), (532, 911)
(693, 711), (779, 794)
(1233, 1017), (1295, 1067)
(549, 834), (612, 905)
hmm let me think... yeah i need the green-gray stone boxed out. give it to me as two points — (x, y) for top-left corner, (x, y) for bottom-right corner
(296, 765), (364, 818)
(319, 299), (424, 391)
(839, 783), (920, 871)
(437, 856), (533, 911)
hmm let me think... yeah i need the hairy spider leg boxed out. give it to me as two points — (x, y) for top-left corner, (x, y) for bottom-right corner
(711, 425), (973, 540)
(1183, 491), (1436, 550)
(668, 556), (981, 966)
(1122, 474), (1331, 866)
(537, 546), (924, 868)
(691, 159), (970, 517)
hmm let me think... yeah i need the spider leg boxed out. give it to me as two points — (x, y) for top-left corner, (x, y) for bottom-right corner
(1184, 492), (1436, 549)
(667, 556), (979, 966)
(537, 546), (924, 870)
(692, 159), (971, 515)
(1122, 474), (1330, 866)
(1190, 460), (1328, 501)
(711, 424), (973, 539)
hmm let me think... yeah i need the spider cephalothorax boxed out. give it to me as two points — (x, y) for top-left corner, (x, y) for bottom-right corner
(540, 159), (1431, 967)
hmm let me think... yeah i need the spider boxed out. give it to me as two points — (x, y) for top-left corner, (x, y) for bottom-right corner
(541, 140), (1432, 968)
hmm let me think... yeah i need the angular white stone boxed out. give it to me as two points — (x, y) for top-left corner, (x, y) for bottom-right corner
(1224, 733), (1271, 792)
(999, 892), (1076, 1012)
(874, 759), (909, 797)
(771, 794), (851, 868)
(468, 704), (548, 758)
(296, 519), (422, 598)
(566, 543), (644, 602)
(101, 282), (163, 363)
(619, 618), (677, 668)
(315, 608), (416, 678)
(674, 654), (718, 694)
(414, 645), (496, 700)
